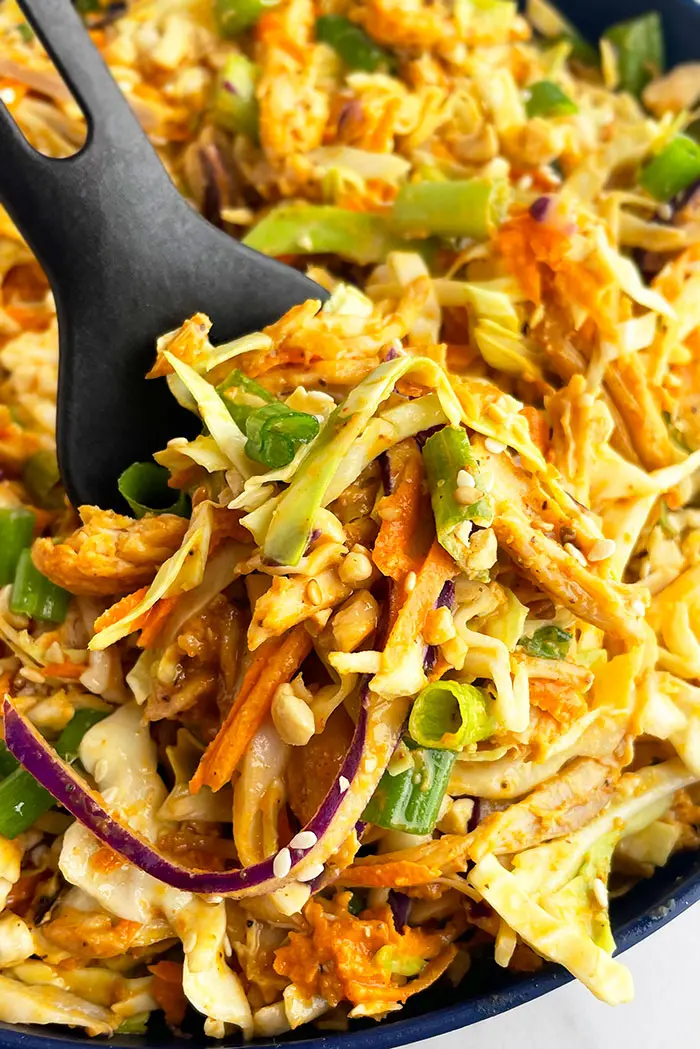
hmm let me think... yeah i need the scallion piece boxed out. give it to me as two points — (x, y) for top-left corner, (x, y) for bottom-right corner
(243, 203), (423, 264)
(525, 79), (578, 118)
(640, 136), (700, 201)
(118, 462), (190, 519)
(0, 708), (108, 839)
(408, 680), (493, 751)
(422, 427), (493, 572)
(0, 508), (35, 587)
(603, 12), (664, 97)
(115, 1015), (150, 1036)
(0, 742), (19, 779)
(362, 742), (455, 835)
(214, 53), (259, 139)
(22, 449), (63, 509)
(375, 945), (425, 977)
(244, 402), (319, 469)
(518, 624), (572, 660)
(217, 368), (275, 430)
(316, 14), (394, 72)
(391, 178), (509, 240)
(10, 549), (71, 623)
(215, 0), (279, 36)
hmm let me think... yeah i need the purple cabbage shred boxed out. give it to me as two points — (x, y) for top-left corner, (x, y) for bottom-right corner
(529, 196), (551, 222)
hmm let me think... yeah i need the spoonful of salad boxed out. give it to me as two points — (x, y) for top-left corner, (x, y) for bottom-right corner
(0, 0), (326, 511)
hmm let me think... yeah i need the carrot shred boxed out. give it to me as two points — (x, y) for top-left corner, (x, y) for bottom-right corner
(191, 624), (313, 792)
(43, 661), (85, 680)
(148, 962), (187, 1027)
(93, 587), (149, 634)
(520, 405), (549, 456)
(382, 539), (457, 665)
(137, 596), (178, 649)
(373, 442), (428, 583)
(338, 860), (439, 888)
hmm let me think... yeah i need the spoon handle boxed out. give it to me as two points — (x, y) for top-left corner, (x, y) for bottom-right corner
(0, 0), (185, 289)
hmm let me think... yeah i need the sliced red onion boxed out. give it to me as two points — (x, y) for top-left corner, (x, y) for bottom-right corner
(388, 889), (412, 931)
(3, 692), (373, 897)
(415, 424), (443, 449)
(466, 796), (481, 833)
(529, 196), (551, 222)
(423, 578), (456, 673)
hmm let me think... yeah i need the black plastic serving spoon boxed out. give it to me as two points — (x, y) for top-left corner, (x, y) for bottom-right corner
(0, 0), (326, 511)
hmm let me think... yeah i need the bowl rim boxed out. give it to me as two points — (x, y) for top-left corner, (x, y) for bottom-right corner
(1, 858), (698, 1049)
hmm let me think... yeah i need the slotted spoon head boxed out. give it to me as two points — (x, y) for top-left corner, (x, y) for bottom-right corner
(0, 0), (327, 510)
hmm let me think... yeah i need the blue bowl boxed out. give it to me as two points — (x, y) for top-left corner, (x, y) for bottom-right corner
(3, 0), (700, 1045)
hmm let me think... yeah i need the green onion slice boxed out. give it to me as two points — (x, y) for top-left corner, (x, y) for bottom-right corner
(409, 680), (494, 751)
(362, 742), (456, 835)
(422, 426), (493, 572)
(518, 624), (572, 660)
(214, 53), (259, 139)
(525, 79), (578, 118)
(392, 178), (509, 240)
(10, 549), (71, 623)
(0, 508), (35, 587)
(603, 12), (664, 97)
(217, 368), (275, 430)
(215, 0), (280, 37)
(244, 402), (320, 469)
(640, 136), (700, 201)
(118, 462), (190, 519)
(0, 708), (108, 839)
(22, 450), (63, 509)
(316, 14), (394, 72)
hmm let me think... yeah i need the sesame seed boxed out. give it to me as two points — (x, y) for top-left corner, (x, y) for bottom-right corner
(339, 775), (350, 793)
(632, 599), (647, 617)
(289, 830), (318, 851)
(587, 538), (616, 562)
(305, 579), (323, 605)
(273, 847), (292, 879)
(297, 862), (325, 883)
(484, 437), (506, 454)
(592, 877), (608, 908)
(454, 486), (479, 506)
(456, 469), (475, 489)
(94, 760), (108, 783)
(205, 895), (225, 904)
(404, 571), (417, 594)
(19, 667), (45, 684)
(564, 541), (587, 567)
(658, 203), (673, 221)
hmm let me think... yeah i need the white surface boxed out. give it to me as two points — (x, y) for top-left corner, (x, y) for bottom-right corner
(410, 901), (700, 1049)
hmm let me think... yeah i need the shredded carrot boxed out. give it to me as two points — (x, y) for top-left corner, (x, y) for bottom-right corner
(191, 624), (313, 792)
(93, 587), (149, 634)
(339, 860), (440, 888)
(148, 962), (187, 1027)
(528, 678), (588, 724)
(274, 896), (458, 1007)
(43, 661), (85, 680)
(137, 596), (178, 649)
(382, 540), (457, 667)
(520, 406), (549, 456)
(373, 441), (428, 583)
